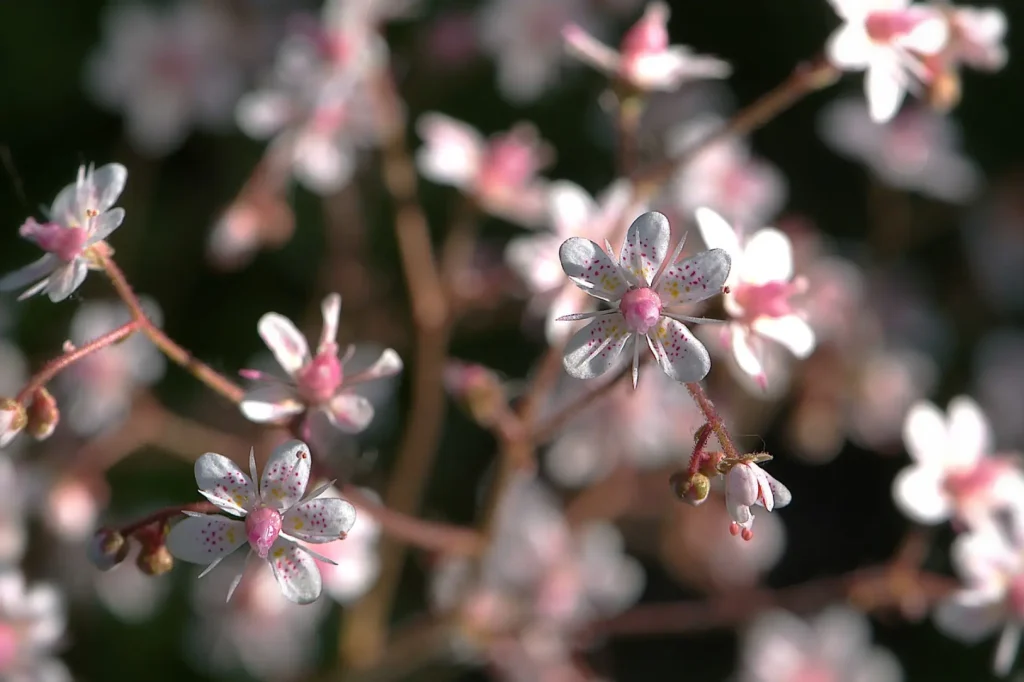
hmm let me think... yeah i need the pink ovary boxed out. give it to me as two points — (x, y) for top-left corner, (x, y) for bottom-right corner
(864, 10), (925, 43)
(734, 280), (798, 320)
(477, 137), (538, 195)
(620, 287), (663, 335)
(297, 352), (343, 405)
(943, 459), (1008, 503)
(620, 7), (668, 57)
(246, 506), (283, 559)
(20, 220), (88, 262)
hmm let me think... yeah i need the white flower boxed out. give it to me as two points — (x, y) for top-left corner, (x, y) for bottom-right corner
(60, 299), (166, 435)
(84, 0), (243, 156)
(239, 293), (402, 435)
(166, 440), (357, 604)
(935, 524), (1024, 675)
(0, 571), (70, 682)
(724, 460), (791, 540)
(696, 208), (815, 391)
(826, 0), (949, 122)
(738, 607), (902, 682)
(0, 163), (127, 302)
(557, 211), (731, 387)
(505, 180), (641, 343)
(819, 97), (980, 202)
(415, 114), (551, 226)
(892, 396), (1024, 528)
(308, 486), (381, 604)
(564, 2), (730, 92)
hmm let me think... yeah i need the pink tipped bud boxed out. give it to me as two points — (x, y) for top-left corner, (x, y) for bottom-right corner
(26, 387), (59, 441)
(729, 521), (740, 537)
(87, 529), (130, 570)
(445, 361), (505, 427)
(137, 544), (174, 576)
(670, 471), (710, 506)
(0, 400), (26, 449)
(245, 506), (283, 559)
(740, 528), (754, 541)
(621, 2), (670, 58)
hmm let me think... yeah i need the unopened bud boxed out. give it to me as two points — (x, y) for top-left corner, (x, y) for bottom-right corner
(137, 543), (174, 576)
(0, 399), (26, 449)
(444, 362), (505, 427)
(26, 387), (59, 441)
(670, 471), (710, 506)
(87, 530), (129, 571)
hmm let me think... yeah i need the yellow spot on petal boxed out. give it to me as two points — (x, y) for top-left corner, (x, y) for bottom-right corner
(226, 529), (236, 544)
(271, 487), (285, 500)
(272, 547), (285, 558)
(293, 518), (305, 530)
(233, 494), (248, 506)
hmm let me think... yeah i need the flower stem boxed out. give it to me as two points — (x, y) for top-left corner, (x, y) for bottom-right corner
(685, 382), (740, 460)
(114, 502), (218, 537)
(15, 320), (140, 403)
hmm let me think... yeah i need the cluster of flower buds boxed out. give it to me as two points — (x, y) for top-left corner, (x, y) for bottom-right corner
(0, 388), (60, 451)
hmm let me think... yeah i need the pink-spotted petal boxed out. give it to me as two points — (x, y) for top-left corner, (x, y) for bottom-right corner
(257, 313), (310, 376)
(618, 211), (669, 286)
(559, 238), (629, 302)
(326, 393), (374, 433)
(646, 317), (711, 383)
(282, 497), (357, 543)
(318, 293), (342, 354)
(655, 248), (731, 306)
(195, 453), (257, 513)
(563, 315), (632, 380)
(266, 538), (322, 604)
(260, 440), (312, 510)
(166, 515), (246, 564)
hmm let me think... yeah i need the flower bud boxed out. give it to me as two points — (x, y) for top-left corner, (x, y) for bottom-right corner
(87, 530), (130, 571)
(444, 362), (505, 427)
(137, 543), (174, 576)
(26, 387), (59, 441)
(0, 399), (26, 449)
(670, 471), (710, 506)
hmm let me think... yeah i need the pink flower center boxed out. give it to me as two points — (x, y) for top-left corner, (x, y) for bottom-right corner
(297, 352), (343, 405)
(865, 11), (922, 44)
(792, 663), (837, 682)
(19, 219), (89, 262)
(621, 9), (668, 58)
(619, 287), (663, 335)
(733, 280), (798, 320)
(0, 623), (18, 673)
(943, 459), (1005, 502)
(477, 137), (537, 197)
(245, 506), (283, 559)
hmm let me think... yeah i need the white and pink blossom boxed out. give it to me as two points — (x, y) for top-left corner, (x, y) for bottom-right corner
(893, 396), (1024, 529)
(0, 572), (70, 682)
(557, 211), (731, 387)
(0, 163), (127, 303)
(724, 460), (791, 540)
(564, 2), (730, 92)
(239, 293), (402, 435)
(696, 208), (815, 391)
(166, 440), (357, 604)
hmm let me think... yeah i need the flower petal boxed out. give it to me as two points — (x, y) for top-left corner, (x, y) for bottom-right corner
(740, 228), (793, 285)
(318, 293), (342, 354)
(646, 317), (711, 383)
(326, 393), (374, 433)
(753, 465), (775, 512)
(548, 181), (596, 238)
(725, 465), (757, 527)
(235, 90), (293, 139)
(0, 255), (59, 292)
(865, 61), (905, 123)
(563, 315), (632, 380)
(827, 24), (872, 69)
(655, 248), (732, 306)
(90, 163), (128, 213)
(902, 400), (947, 464)
(349, 349), (403, 383)
(267, 538), (322, 604)
(257, 312), (310, 376)
(260, 440), (311, 510)
(195, 453), (257, 513)
(240, 386), (306, 424)
(86, 208), (125, 245)
(694, 208), (741, 261)
(166, 514), (246, 564)
(559, 237), (629, 302)
(947, 396), (991, 468)
(752, 315), (816, 358)
(934, 589), (1005, 643)
(414, 113), (485, 189)
(283, 497), (357, 543)
(892, 464), (950, 524)
(619, 211), (669, 286)
(46, 261), (88, 302)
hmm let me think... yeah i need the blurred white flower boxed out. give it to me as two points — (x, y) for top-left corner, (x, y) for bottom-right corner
(819, 97), (980, 202)
(893, 396), (1024, 529)
(85, 0), (244, 156)
(92, 548), (172, 623)
(0, 572), (70, 682)
(738, 607), (902, 682)
(59, 299), (165, 436)
(416, 114), (552, 226)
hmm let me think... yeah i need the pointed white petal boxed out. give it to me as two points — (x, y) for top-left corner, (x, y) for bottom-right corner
(260, 440), (312, 510)
(282, 497), (357, 543)
(655, 247), (731, 306)
(646, 317), (711, 383)
(266, 538), (323, 604)
(562, 316), (632, 380)
(257, 312), (310, 376)
(619, 211), (670, 286)
(195, 453), (257, 512)
(559, 237), (629, 302)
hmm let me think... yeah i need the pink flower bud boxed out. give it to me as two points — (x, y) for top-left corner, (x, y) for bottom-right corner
(87, 529), (130, 571)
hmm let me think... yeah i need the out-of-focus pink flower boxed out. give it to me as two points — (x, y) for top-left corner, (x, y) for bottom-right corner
(696, 208), (814, 392)
(893, 396), (1024, 529)
(506, 180), (642, 342)
(416, 114), (553, 226)
(478, 0), (600, 103)
(819, 97), (980, 202)
(84, 0), (244, 156)
(44, 477), (102, 543)
(738, 607), (902, 682)
(848, 347), (937, 451)
(239, 294), (402, 435)
(557, 211), (731, 387)
(935, 523), (1024, 675)
(60, 299), (165, 436)
(207, 170), (296, 271)
(941, 6), (1007, 72)
(166, 440), (357, 604)
(564, 2), (730, 93)
(0, 572), (70, 682)
(826, 0), (948, 122)
(668, 118), (787, 231)
(308, 486), (381, 604)
(1, 163), (127, 303)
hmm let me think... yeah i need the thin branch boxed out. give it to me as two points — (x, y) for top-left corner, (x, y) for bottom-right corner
(685, 381), (740, 459)
(113, 502), (218, 537)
